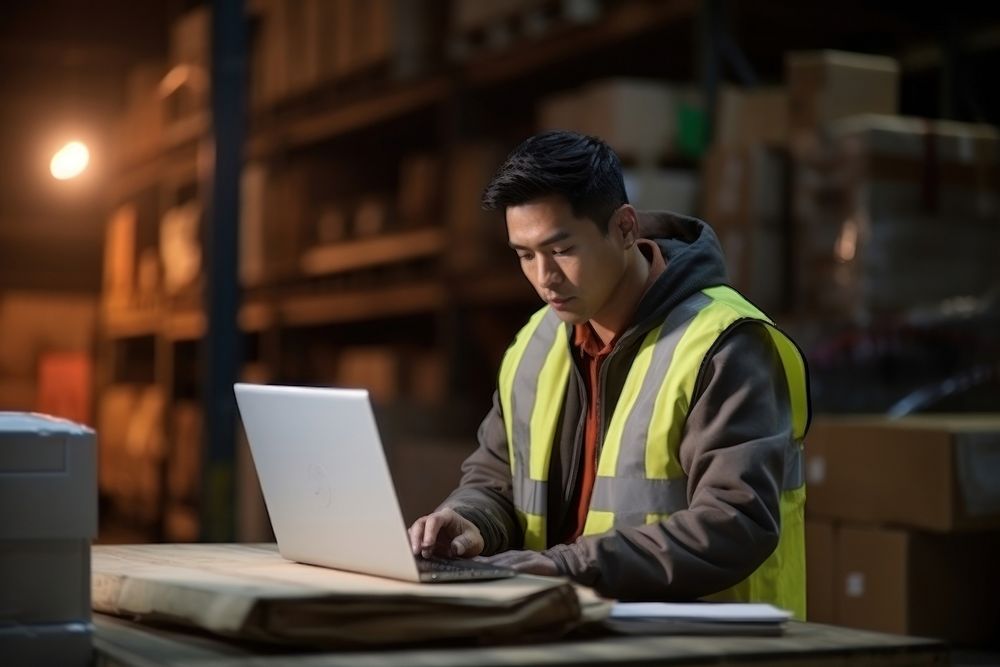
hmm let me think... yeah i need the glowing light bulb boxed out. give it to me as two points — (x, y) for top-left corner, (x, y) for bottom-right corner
(50, 141), (90, 180)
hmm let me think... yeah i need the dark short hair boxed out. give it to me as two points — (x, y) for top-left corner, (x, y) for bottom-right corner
(481, 130), (628, 230)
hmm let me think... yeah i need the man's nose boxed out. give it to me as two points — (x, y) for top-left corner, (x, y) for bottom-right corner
(536, 255), (562, 289)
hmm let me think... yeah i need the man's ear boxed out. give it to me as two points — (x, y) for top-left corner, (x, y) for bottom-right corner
(615, 205), (638, 248)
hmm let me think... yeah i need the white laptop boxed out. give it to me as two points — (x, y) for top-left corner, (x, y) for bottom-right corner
(233, 383), (515, 583)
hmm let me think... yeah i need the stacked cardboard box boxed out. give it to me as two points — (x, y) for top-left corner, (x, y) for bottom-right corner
(538, 79), (706, 231)
(779, 50), (996, 321)
(118, 62), (166, 163)
(103, 205), (138, 310)
(715, 86), (789, 150)
(804, 415), (1000, 643)
(698, 51), (902, 320)
(253, 0), (433, 107)
(787, 51), (899, 139)
(163, 6), (210, 126)
(165, 400), (202, 540)
(623, 168), (699, 219)
(792, 115), (1000, 320)
(160, 200), (203, 297)
(538, 79), (703, 163)
(701, 145), (788, 313)
(0, 292), (97, 421)
(261, 164), (311, 281)
(445, 142), (509, 274)
(702, 84), (791, 314)
(97, 385), (166, 526)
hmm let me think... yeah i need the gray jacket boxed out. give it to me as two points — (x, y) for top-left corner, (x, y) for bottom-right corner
(442, 212), (798, 601)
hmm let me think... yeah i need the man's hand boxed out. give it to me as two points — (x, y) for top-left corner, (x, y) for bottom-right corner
(408, 508), (485, 559)
(477, 550), (560, 576)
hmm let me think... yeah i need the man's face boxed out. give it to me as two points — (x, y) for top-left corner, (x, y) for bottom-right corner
(506, 195), (628, 325)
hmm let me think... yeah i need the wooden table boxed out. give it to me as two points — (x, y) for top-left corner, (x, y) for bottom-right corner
(93, 612), (947, 667)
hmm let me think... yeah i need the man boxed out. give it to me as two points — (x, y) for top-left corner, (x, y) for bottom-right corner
(408, 131), (810, 617)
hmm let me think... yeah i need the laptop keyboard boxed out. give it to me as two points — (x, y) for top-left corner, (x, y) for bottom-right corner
(416, 556), (517, 582)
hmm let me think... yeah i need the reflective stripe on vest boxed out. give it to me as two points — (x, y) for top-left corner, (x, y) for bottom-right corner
(498, 285), (810, 618)
(498, 306), (571, 545)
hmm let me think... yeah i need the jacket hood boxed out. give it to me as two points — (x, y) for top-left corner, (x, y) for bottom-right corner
(629, 211), (730, 336)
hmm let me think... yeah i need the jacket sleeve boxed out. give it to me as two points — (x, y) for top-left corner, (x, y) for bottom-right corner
(438, 390), (523, 554)
(543, 321), (792, 600)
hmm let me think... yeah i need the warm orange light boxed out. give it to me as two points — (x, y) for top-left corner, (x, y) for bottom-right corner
(50, 141), (90, 180)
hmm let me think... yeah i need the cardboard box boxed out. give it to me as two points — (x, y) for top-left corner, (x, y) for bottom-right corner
(352, 195), (391, 237)
(164, 503), (200, 543)
(445, 142), (509, 273)
(240, 162), (267, 286)
(715, 86), (788, 148)
(806, 415), (1000, 531)
(170, 6), (210, 71)
(263, 164), (311, 280)
(399, 154), (442, 228)
(702, 145), (788, 313)
(160, 200), (202, 296)
(120, 62), (165, 160)
(251, 0), (284, 106)
(103, 205), (137, 309)
(582, 79), (687, 163)
(270, 0), (320, 95)
(36, 352), (92, 427)
(539, 80), (703, 162)
(792, 115), (1000, 319)
(537, 88), (583, 133)
(836, 524), (1000, 643)
(787, 50), (898, 134)
(338, 347), (400, 404)
(0, 292), (97, 380)
(98, 385), (166, 524)
(164, 6), (211, 122)
(97, 384), (138, 500)
(623, 168), (699, 217)
(314, 0), (429, 81)
(167, 401), (202, 504)
(322, 0), (396, 79)
(805, 520), (835, 624)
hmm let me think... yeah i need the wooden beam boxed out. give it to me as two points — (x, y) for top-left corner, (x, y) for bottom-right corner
(300, 227), (446, 277)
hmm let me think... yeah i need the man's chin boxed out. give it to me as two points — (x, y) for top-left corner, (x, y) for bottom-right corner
(549, 307), (587, 325)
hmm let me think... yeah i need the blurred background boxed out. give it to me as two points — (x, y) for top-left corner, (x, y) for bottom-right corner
(1, 0), (999, 644)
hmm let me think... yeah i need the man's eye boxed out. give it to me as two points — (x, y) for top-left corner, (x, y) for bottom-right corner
(517, 252), (533, 261)
(552, 247), (573, 256)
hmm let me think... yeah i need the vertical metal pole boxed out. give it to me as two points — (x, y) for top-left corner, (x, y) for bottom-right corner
(939, 22), (961, 121)
(201, 0), (246, 542)
(699, 0), (723, 147)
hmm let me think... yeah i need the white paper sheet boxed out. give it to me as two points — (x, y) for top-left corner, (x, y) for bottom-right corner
(610, 602), (791, 623)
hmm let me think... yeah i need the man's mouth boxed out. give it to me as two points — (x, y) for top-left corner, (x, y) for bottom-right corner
(549, 296), (574, 310)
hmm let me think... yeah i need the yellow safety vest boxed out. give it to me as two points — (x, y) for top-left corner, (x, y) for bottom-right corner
(498, 285), (809, 618)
